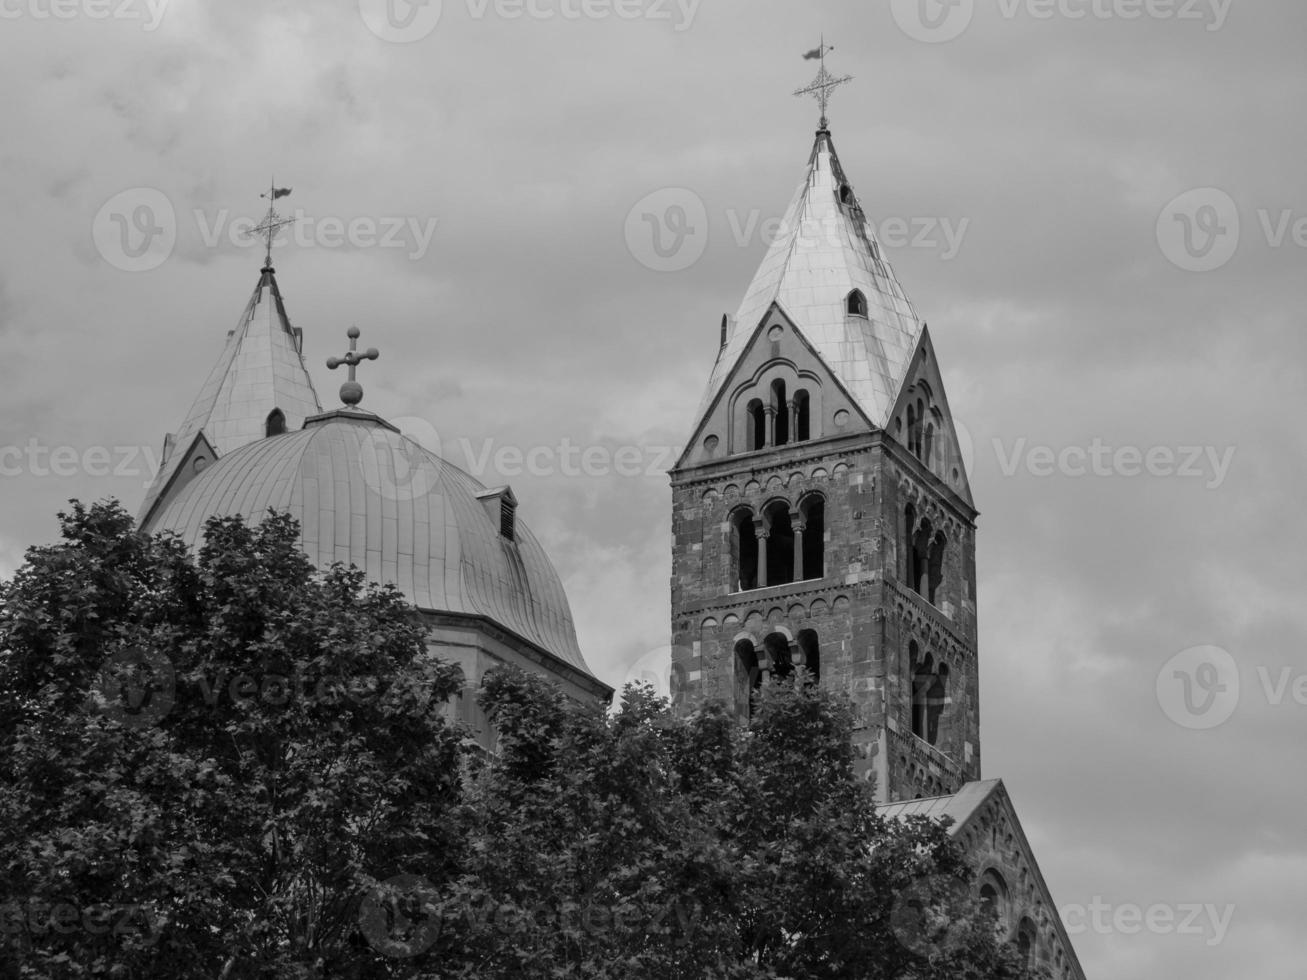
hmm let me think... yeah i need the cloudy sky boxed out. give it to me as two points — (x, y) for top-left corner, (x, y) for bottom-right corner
(1, 0), (1304, 976)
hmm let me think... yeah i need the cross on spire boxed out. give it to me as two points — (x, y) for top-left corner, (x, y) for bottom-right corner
(326, 326), (380, 407)
(794, 38), (853, 131)
(251, 178), (295, 267)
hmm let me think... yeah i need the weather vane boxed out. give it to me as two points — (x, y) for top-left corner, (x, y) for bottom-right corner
(251, 178), (295, 267)
(795, 37), (852, 131)
(326, 326), (379, 407)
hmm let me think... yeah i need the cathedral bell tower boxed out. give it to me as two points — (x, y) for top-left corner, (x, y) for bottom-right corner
(669, 119), (981, 804)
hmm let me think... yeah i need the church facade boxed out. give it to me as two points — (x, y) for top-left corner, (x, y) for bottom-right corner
(668, 125), (1087, 978)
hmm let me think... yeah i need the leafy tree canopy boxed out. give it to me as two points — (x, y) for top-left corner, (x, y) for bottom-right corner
(0, 502), (1042, 979)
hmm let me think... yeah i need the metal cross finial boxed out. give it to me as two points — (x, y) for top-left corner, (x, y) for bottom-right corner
(326, 326), (379, 407)
(251, 177), (295, 267)
(794, 37), (852, 131)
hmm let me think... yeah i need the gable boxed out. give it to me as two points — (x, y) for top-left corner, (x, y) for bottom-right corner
(140, 431), (217, 530)
(675, 303), (873, 471)
(886, 326), (974, 507)
(948, 781), (1087, 980)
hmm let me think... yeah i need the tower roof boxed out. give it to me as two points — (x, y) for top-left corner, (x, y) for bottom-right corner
(697, 130), (922, 428)
(138, 264), (323, 524)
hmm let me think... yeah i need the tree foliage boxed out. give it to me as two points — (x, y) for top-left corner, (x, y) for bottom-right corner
(0, 502), (1044, 979)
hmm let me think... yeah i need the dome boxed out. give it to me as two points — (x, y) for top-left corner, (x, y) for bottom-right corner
(145, 409), (592, 675)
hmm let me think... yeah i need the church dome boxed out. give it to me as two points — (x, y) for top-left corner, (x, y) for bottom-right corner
(146, 408), (590, 674)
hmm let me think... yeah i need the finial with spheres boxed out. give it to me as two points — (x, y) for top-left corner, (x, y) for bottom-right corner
(326, 326), (379, 407)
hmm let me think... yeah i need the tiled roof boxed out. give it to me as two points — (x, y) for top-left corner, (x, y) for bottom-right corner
(876, 779), (1003, 835)
(138, 264), (322, 524)
(697, 129), (922, 427)
(144, 410), (594, 678)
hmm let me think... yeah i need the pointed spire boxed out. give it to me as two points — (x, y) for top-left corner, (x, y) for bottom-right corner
(138, 259), (324, 527)
(694, 129), (922, 428)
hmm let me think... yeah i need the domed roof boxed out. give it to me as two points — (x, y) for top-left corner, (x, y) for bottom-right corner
(145, 409), (592, 675)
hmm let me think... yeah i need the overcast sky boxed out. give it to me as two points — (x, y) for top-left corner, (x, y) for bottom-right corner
(2, 1), (1305, 976)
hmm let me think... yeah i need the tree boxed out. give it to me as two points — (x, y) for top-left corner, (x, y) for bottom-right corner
(0, 501), (464, 979)
(0, 502), (1043, 979)
(417, 667), (1046, 979)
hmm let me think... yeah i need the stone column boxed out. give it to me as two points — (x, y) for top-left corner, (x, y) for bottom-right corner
(764, 406), (777, 448)
(755, 523), (769, 588)
(791, 513), (806, 582)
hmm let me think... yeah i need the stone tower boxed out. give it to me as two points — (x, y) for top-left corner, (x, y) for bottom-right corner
(669, 126), (980, 804)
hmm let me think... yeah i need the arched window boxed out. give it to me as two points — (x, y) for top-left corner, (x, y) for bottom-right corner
(911, 518), (934, 597)
(797, 629), (820, 685)
(800, 495), (825, 580)
(906, 403), (919, 457)
(910, 644), (931, 740)
(730, 509), (759, 592)
(927, 664), (948, 746)
(771, 379), (789, 446)
(839, 184), (854, 206)
(928, 532), (947, 605)
(265, 408), (287, 437)
(763, 632), (793, 682)
(793, 389), (811, 442)
(763, 501), (795, 587)
(735, 639), (762, 720)
(747, 399), (766, 452)
(847, 289), (868, 317)
(1017, 919), (1038, 968)
(903, 503), (917, 583)
(978, 870), (1009, 926)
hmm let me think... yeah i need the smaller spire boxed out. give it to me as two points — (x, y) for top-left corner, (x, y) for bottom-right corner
(794, 37), (853, 131)
(252, 178), (295, 268)
(326, 326), (379, 407)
